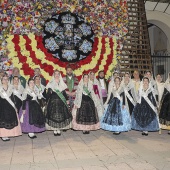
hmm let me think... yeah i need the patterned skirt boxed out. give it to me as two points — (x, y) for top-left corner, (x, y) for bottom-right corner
(72, 94), (100, 131)
(46, 96), (72, 129)
(131, 100), (159, 132)
(101, 97), (131, 132)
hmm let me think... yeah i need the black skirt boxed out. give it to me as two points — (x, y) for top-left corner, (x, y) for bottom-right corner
(133, 93), (157, 128)
(159, 89), (170, 125)
(102, 97), (123, 126)
(0, 97), (18, 129)
(46, 91), (72, 128)
(28, 100), (45, 128)
(76, 94), (99, 125)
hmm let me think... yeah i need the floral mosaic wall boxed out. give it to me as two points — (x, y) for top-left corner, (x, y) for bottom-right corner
(0, 0), (128, 80)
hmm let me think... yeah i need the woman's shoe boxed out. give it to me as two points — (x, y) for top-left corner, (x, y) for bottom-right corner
(83, 131), (90, 134)
(28, 134), (37, 139)
(113, 132), (121, 135)
(54, 132), (61, 136)
(1, 137), (10, 142)
(142, 132), (148, 136)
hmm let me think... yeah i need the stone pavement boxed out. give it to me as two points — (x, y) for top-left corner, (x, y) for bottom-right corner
(0, 129), (170, 170)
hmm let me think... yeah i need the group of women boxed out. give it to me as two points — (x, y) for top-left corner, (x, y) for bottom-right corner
(0, 69), (170, 142)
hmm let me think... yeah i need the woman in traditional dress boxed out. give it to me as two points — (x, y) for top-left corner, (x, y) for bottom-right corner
(121, 73), (137, 115)
(89, 71), (103, 107)
(108, 72), (120, 90)
(11, 76), (24, 113)
(19, 78), (45, 139)
(145, 71), (158, 103)
(112, 72), (119, 80)
(34, 75), (46, 110)
(72, 74), (103, 134)
(46, 70), (72, 136)
(155, 74), (164, 104)
(101, 76), (131, 135)
(0, 75), (22, 141)
(131, 77), (160, 136)
(159, 72), (170, 134)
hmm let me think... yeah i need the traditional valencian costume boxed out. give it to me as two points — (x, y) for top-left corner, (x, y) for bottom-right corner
(19, 80), (45, 138)
(72, 76), (103, 133)
(11, 79), (24, 113)
(159, 73), (170, 133)
(101, 77), (131, 134)
(34, 78), (46, 110)
(46, 72), (72, 135)
(131, 77), (160, 135)
(156, 76), (164, 104)
(121, 73), (137, 115)
(0, 84), (22, 141)
(146, 71), (159, 103)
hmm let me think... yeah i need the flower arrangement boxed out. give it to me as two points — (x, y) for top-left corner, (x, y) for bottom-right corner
(1, 0), (129, 79)
(0, 0), (128, 37)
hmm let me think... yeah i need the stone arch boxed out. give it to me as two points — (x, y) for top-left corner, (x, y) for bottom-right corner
(146, 10), (170, 52)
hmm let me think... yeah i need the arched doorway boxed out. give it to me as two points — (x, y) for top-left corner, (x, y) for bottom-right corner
(146, 10), (170, 80)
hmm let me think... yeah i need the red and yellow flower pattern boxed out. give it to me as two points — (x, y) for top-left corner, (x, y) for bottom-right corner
(6, 33), (118, 80)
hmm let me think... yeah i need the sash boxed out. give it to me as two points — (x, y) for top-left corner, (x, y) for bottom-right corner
(66, 76), (74, 92)
(143, 94), (160, 129)
(143, 95), (157, 113)
(13, 89), (23, 101)
(54, 89), (69, 108)
(0, 89), (16, 109)
(124, 89), (136, 106)
(83, 86), (92, 99)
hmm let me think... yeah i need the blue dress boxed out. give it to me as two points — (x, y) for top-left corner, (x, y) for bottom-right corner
(101, 92), (131, 132)
(131, 91), (159, 132)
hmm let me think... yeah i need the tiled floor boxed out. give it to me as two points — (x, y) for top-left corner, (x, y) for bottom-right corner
(0, 129), (170, 170)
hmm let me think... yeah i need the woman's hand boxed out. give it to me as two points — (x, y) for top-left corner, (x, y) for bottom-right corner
(66, 100), (69, 105)
(22, 110), (26, 114)
(122, 105), (125, 109)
